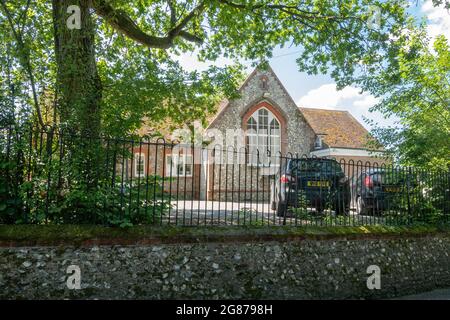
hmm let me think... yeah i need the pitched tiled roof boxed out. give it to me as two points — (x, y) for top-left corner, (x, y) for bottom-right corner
(299, 107), (373, 149)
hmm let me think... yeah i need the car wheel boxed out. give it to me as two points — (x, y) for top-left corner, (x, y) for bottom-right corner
(270, 182), (277, 211)
(271, 201), (276, 211)
(334, 201), (349, 216)
(314, 200), (325, 213)
(356, 196), (368, 215)
(276, 201), (287, 217)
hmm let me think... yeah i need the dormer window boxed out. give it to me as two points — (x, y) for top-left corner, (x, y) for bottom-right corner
(314, 135), (323, 149)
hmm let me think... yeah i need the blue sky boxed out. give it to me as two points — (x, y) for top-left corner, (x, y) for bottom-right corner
(174, 0), (449, 130)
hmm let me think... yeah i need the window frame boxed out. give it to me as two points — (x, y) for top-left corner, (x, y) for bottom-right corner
(134, 152), (146, 177)
(246, 107), (281, 166)
(165, 154), (193, 177)
(314, 136), (323, 149)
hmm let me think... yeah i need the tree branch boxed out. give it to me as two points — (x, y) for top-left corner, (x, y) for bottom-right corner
(92, 0), (204, 49)
(168, 0), (177, 26)
(217, 0), (353, 22)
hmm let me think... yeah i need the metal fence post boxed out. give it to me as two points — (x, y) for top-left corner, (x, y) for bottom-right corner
(407, 166), (412, 223)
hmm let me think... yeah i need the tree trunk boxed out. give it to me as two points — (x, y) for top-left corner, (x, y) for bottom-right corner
(52, 0), (102, 134)
(52, 0), (102, 189)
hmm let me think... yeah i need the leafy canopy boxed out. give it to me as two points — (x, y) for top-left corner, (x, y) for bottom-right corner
(1, 0), (411, 136)
(367, 25), (450, 170)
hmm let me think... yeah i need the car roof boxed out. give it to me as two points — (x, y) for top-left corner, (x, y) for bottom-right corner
(288, 158), (338, 163)
(363, 168), (404, 175)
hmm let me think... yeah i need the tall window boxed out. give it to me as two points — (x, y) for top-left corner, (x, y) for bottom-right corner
(134, 153), (145, 177)
(246, 108), (280, 165)
(165, 154), (193, 177)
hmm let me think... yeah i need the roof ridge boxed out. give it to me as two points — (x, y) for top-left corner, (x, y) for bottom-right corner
(299, 106), (350, 113)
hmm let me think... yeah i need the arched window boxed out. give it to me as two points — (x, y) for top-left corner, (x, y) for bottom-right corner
(246, 108), (280, 165)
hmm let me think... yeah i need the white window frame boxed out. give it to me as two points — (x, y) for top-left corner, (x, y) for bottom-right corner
(165, 154), (193, 177)
(134, 153), (146, 177)
(314, 136), (323, 149)
(246, 107), (281, 166)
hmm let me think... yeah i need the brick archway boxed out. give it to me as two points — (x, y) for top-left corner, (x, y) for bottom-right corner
(242, 101), (287, 154)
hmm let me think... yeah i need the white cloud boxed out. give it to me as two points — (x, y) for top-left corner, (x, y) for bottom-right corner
(421, 0), (450, 42)
(353, 95), (379, 108)
(297, 83), (397, 130)
(297, 83), (375, 109)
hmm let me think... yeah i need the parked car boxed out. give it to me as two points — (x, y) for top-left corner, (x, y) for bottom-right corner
(271, 158), (350, 217)
(351, 169), (411, 215)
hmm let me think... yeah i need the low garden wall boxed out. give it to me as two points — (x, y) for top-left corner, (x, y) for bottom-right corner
(0, 225), (449, 299)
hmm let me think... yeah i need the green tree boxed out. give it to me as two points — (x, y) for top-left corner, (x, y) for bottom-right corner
(0, 0), (416, 194)
(0, 0), (413, 134)
(367, 28), (450, 170)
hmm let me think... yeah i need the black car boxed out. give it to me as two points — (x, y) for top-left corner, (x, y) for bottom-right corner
(351, 169), (410, 215)
(271, 158), (350, 216)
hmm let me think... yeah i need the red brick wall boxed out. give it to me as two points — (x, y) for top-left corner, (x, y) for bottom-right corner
(120, 144), (202, 200)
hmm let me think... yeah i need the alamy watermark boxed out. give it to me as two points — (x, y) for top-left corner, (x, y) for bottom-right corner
(367, 5), (382, 30)
(366, 265), (381, 290)
(66, 5), (81, 30)
(66, 264), (81, 290)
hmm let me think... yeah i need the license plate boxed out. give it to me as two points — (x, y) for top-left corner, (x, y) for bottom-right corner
(383, 186), (401, 192)
(307, 180), (330, 187)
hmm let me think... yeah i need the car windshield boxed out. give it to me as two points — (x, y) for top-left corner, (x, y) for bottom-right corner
(288, 159), (343, 174)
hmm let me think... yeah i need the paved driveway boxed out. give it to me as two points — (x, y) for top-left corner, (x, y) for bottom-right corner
(163, 200), (388, 226)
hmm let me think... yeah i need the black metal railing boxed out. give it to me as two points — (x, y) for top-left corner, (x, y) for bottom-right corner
(1, 126), (449, 226)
